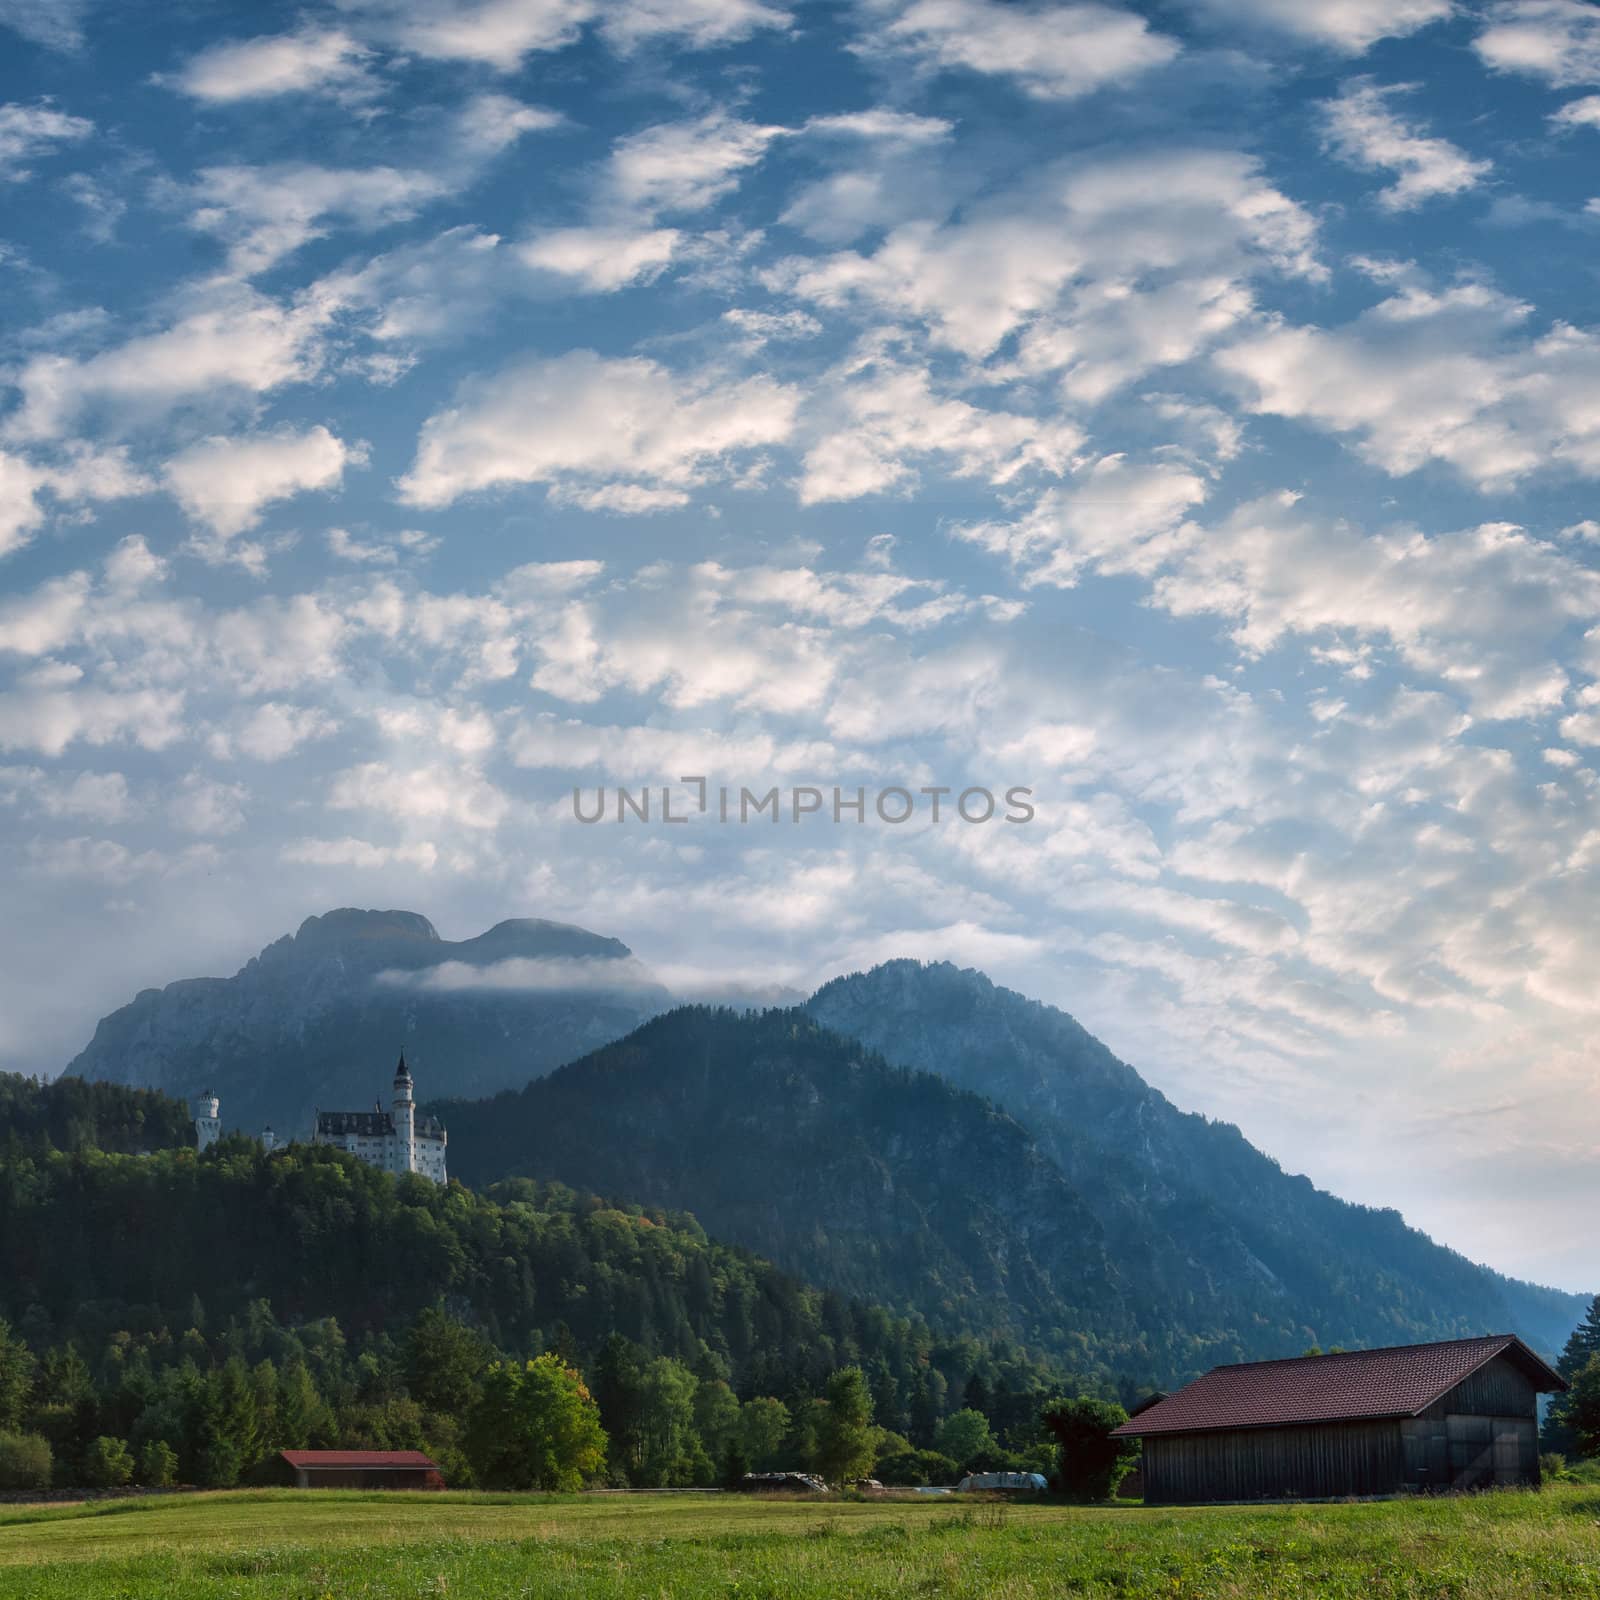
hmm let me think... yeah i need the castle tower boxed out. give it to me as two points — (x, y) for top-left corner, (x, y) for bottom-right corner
(193, 1091), (220, 1152)
(392, 1052), (415, 1174)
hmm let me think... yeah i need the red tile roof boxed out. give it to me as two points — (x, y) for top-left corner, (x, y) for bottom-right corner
(281, 1450), (439, 1469)
(1113, 1335), (1565, 1438)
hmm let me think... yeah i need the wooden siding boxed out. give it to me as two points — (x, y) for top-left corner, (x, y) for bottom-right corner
(1143, 1420), (1404, 1505)
(1422, 1357), (1537, 1421)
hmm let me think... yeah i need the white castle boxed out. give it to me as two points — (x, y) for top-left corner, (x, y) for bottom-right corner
(191, 1054), (447, 1184)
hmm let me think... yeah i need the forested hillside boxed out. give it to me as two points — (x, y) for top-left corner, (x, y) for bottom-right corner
(809, 962), (1586, 1357)
(0, 1116), (1070, 1488)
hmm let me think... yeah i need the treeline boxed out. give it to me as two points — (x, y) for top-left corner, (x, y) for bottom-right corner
(0, 1072), (193, 1158)
(0, 1136), (1094, 1488)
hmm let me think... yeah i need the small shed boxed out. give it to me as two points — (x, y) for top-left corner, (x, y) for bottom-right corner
(280, 1449), (445, 1490)
(1114, 1334), (1565, 1505)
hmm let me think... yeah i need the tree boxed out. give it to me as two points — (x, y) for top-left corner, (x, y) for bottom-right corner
(692, 1379), (741, 1466)
(404, 1308), (490, 1416)
(0, 1432), (51, 1490)
(138, 1439), (178, 1487)
(1566, 1354), (1600, 1459)
(875, 1447), (957, 1487)
(815, 1366), (876, 1487)
(1042, 1396), (1138, 1502)
(465, 1356), (607, 1491)
(935, 1408), (996, 1470)
(635, 1357), (698, 1487)
(737, 1396), (791, 1471)
(81, 1436), (134, 1488)
(1558, 1298), (1600, 1379)
(0, 1321), (34, 1433)
(1543, 1298), (1600, 1454)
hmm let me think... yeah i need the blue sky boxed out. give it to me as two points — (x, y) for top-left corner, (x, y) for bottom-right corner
(2, 0), (1599, 1289)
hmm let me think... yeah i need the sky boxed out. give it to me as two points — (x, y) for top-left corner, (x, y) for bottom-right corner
(1, 0), (1598, 1291)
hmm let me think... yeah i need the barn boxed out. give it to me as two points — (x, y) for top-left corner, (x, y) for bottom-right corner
(279, 1449), (445, 1490)
(1113, 1334), (1566, 1505)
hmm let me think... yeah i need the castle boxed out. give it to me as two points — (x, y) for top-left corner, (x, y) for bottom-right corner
(192, 1054), (447, 1185)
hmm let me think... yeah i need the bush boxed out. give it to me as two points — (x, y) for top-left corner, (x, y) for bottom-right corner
(1042, 1396), (1139, 1503)
(875, 1447), (958, 1486)
(0, 1431), (51, 1490)
(81, 1435), (134, 1488)
(138, 1439), (178, 1488)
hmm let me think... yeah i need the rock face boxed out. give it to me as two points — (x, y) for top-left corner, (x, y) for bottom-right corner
(65, 909), (669, 1139)
(806, 960), (1587, 1360)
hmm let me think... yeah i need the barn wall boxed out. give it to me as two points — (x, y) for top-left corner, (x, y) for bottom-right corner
(1396, 1358), (1540, 1492)
(1422, 1357), (1537, 1421)
(1142, 1420), (1405, 1505)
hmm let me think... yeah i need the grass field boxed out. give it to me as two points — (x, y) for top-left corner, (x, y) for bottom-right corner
(1, 1485), (1598, 1598)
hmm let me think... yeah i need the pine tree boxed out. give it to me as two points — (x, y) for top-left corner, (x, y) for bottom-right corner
(1558, 1297), (1600, 1379)
(815, 1366), (876, 1487)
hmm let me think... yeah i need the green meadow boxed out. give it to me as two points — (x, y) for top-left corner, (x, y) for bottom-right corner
(1, 1486), (1598, 1599)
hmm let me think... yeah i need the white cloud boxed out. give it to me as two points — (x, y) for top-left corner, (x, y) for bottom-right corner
(869, 0), (1179, 100)
(453, 91), (563, 154)
(769, 148), (1320, 360)
(167, 772), (247, 836)
(164, 426), (362, 553)
(186, 163), (446, 274)
(227, 702), (340, 761)
(103, 535), (166, 591)
(1150, 496), (1600, 719)
(1321, 80), (1491, 210)
(804, 109), (953, 143)
(518, 226), (680, 290)
(955, 455), (1208, 586)
(345, 0), (789, 67)
(6, 285), (331, 441)
(0, 101), (92, 180)
(282, 835), (439, 869)
(0, 447), (148, 561)
(1551, 93), (1600, 127)
(1217, 281), (1600, 488)
(0, 765), (132, 822)
(606, 112), (788, 216)
(600, 0), (791, 51)
(345, 0), (592, 68)
(799, 353), (1084, 503)
(328, 759), (509, 829)
(1475, 1), (1600, 87)
(170, 26), (374, 102)
(398, 350), (798, 510)
(0, 0), (89, 50)
(1186, 0), (1452, 53)
(0, 688), (185, 757)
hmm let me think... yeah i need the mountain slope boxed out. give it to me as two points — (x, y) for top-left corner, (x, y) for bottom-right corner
(806, 960), (1586, 1358)
(65, 909), (668, 1139)
(437, 1005), (1158, 1380)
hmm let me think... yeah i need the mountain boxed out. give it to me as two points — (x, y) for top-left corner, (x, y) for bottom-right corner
(440, 997), (1584, 1384)
(438, 1005), (1154, 1380)
(64, 909), (668, 1140)
(806, 960), (1586, 1359)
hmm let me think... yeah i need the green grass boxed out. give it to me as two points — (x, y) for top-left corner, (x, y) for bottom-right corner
(1, 1485), (1598, 1598)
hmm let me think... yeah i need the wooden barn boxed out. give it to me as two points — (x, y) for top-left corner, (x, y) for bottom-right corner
(279, 1449), (445, 1490)
(1113, 1334), (1566, 1505)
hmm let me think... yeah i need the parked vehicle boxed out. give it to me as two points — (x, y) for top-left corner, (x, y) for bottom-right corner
(954, 1471), (1049, 1493)
(735, 1472), (828, 1494)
